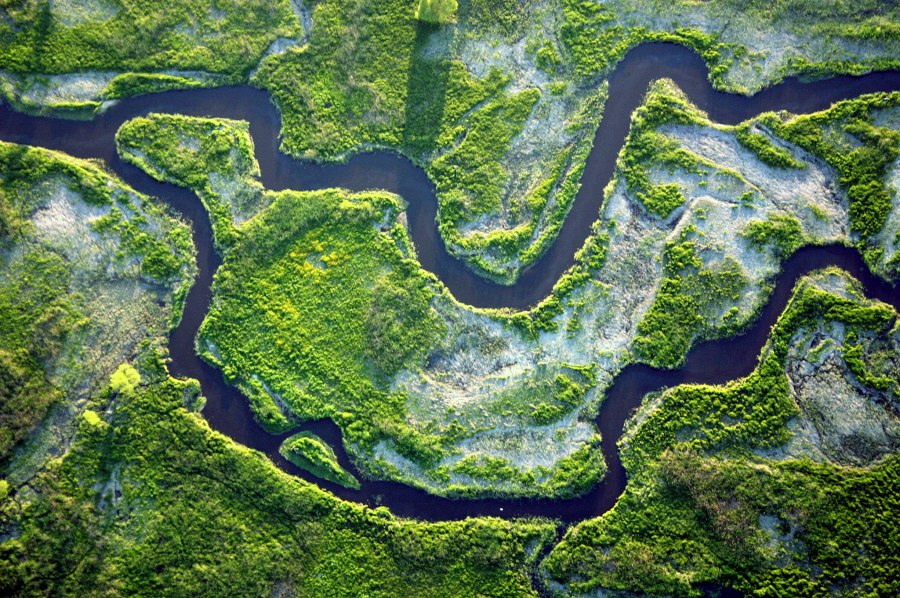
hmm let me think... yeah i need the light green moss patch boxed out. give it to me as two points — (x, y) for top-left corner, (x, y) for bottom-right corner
(279, 431), (360, 489)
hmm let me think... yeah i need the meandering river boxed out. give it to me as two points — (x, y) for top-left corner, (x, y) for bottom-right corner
(1, 43), (899, 524)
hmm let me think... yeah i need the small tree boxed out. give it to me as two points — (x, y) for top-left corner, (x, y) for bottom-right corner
(110, 363), (141, 394)
(416, 0), (457, 25)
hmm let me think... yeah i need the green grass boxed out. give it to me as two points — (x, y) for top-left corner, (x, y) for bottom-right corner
(618, 84), (712, 218)
(2, 0), (899, 283)
(0, 0), (299, 77)
(416, 0), (458, 25)
(250, 0), (571, 282)
(198, 187), (448, 453)
(114, 77), (900, 503)
(741, 213), (808, 260)
(558, 0), (733, 83)
(2, 3), (900, 595)
(759, 92), (900, 244)
(116, 113), (265, 251)
(734, 124), (806, 170)
(545, 271), (900, 596)
(279, 431), (360, 489)
(632, 227), (748, 368)
(116, 111), (611, 498)
(0, 140), (194, 463)
(0, 372), (555, 596)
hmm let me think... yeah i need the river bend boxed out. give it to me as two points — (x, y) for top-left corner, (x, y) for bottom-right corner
(1, 43), (899, 523)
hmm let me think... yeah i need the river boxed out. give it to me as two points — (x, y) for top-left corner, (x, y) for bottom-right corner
(1, 43), (898, 524)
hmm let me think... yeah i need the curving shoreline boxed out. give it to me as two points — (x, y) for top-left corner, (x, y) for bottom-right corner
(1, 42), (899, 523)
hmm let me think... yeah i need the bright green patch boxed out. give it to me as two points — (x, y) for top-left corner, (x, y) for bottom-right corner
(735, 124), (805, 170)
(416, 0), (457, 25)
(116, 113), (265, 250)
(279, 431), (360, 489)
(633, 228), (748, 368)
(0, 0), (299, 77)
(742, 213), (807, 260)
(109, 363), (141, 394)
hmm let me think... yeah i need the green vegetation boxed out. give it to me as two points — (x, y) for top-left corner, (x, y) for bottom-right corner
(430, 433), (604, 499)
(0, 140), (194, 464)
(116, 114), (265, 250)
(252, 0), (435, 160)
(430, 87), (541, 245)
(112, 73), (900, 505)
(0, 248), (66, 460)
(632, 227), (748, 368)
(842, 329), (899, 396)
(279, 431), (360, 489)
(198, 187), (448, 452)
(547, 447), (900, 597)
(558, 0), (732, 83)
(545, 271), (900, 596)
(249, 0), (895, 280)
(0, 371), (555, 595)
(194, 183), (607, 498)
(117, 112), (609, 499)
(109, 363), (141, 394)
(583, 0), (900, 93)
(0, 142), (561, 595)
(619, 84), (718, 218)
(2, 3), (900, 595)
(741, 213), (807, 260)
(508, 224), (610, 335)
(250, 0), (604, 282)
(103, 72), (207, 100)
(2, 0), (898, 282)
(734, 124), (805, 170)
(758, 92), (900, 271)
(0, 0), (299, 95)
(445, 86), (606, 283)
(416, 0), (457, 25)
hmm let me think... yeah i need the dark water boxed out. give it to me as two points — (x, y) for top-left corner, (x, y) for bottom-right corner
(1, 43), (899, 528)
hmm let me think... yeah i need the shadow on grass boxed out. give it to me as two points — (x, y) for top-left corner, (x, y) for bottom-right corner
(401, 21), (453, 157)
(20, 4), (55, 74)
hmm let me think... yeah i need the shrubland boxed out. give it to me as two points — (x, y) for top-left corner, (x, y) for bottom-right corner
(616, 83), (900, 370)
(115, 76), (900, 499)
(0, 370), (556, 595)
(196, 184), (607, 498)
(631, 226), (748, 368)
(416, 0), (457, 25)
(279, 431), (360, 489)
(1, 5), (900, 594)
(544, 270), (900, 596)
(0, 139), (194, 470)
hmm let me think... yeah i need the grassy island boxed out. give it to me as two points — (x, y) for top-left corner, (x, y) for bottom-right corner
(279, 432), (361, 489)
